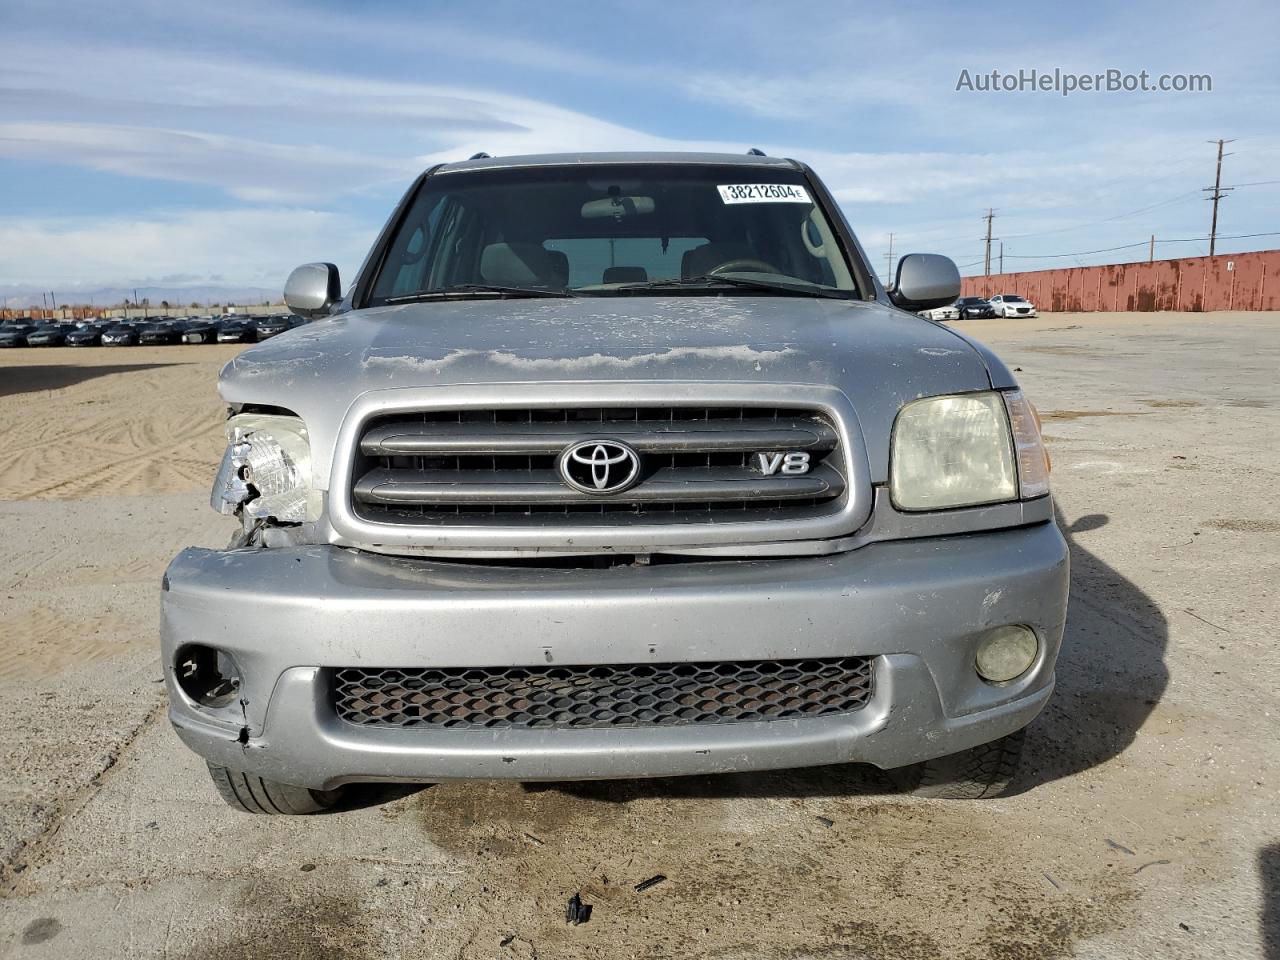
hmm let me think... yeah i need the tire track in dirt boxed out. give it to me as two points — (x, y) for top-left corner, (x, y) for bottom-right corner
(0, 358), (228, 501)
(0, 607), (133, 688)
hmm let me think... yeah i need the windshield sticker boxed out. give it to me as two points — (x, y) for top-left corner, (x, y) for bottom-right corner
(717, 184), (812, 204)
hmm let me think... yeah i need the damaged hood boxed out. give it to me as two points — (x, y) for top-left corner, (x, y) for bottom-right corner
(220, 295), (995, 486)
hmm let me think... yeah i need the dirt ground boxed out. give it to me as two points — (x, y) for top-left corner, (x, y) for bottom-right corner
(0, 312), (1276, 959)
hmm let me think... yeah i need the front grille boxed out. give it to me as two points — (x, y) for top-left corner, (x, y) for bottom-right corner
(332, 657), (875, 729)
(350, 406), (844, 527)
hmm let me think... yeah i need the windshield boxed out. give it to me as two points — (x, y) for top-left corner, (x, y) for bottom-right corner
(367, 164), (858, 304)
(1003, 295), (1025, 302)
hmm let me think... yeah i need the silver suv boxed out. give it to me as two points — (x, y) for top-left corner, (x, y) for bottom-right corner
(161, 151), (1066, 813)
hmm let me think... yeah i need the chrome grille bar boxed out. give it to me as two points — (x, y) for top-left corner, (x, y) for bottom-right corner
(361, 418), (837, 456)
(355, 463), (844, 505)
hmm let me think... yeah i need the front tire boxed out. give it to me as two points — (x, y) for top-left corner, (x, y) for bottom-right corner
(206, 762), (341, 814)
(891, 728), (1026, 799)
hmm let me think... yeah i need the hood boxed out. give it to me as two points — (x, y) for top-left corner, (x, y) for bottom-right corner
(220, 295), (995, 487)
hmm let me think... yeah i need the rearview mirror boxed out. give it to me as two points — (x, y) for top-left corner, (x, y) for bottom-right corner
(887, 253), (961, 311)
(581, 196), (655, 219)
(284, 262), (341, 318)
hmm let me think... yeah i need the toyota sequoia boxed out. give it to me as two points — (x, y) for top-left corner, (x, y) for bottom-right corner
(161, 151), (1066, 813)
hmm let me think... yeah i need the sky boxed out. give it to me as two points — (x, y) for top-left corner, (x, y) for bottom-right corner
(2, 0), (1278, 306)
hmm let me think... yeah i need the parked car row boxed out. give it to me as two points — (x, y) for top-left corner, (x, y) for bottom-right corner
(918, 294), (1038, 322)
(0, 314), (308, 347)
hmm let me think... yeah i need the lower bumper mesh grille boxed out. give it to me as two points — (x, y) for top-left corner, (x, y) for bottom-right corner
(332, 657), (875, 730)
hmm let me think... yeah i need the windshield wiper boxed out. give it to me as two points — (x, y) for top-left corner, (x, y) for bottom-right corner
(608, 275), (851, 299)
(385, 284), (575, 303)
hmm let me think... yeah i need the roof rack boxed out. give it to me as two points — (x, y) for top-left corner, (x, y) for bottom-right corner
(746, 148), (767, 156)
(468, 152), (492, 160)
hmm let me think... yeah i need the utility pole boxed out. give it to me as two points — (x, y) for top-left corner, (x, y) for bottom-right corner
(1203, 139), (1235, 257)
(1149, 235), (1155, 263)
(883, 232), (895, 284)
(998, 242), (1004, 275)
(982, 209), (997, 276)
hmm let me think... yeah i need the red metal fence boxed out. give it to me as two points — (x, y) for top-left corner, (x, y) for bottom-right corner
(961, 249), (1280, 312)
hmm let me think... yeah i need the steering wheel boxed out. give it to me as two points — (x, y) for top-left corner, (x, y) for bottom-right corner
(709, 258), (782, 276)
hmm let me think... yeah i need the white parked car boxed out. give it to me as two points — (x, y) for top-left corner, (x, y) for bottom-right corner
(989, 294), (1037, 318)
(918, 303), (960, 321)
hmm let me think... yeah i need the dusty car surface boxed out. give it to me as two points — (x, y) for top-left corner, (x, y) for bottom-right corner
(161, 151), (1065, 814)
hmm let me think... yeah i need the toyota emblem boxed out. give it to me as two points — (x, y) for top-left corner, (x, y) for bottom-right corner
(557, 440), (642, 495)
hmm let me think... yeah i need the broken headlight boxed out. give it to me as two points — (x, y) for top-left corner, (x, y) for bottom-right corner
(211, 413), (320, 522)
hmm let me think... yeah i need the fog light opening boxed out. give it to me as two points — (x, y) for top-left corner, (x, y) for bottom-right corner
(175, 644), (243, 709)
(975, 625), (1039, 684)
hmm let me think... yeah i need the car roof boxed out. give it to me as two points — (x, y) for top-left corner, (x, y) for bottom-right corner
(434, 151), (798, 175)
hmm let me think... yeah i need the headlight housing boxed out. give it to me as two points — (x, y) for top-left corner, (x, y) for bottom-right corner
(890, 389), (1048, 510)
(1001, 389), (1050, 499)
(210, 413), (320, 522)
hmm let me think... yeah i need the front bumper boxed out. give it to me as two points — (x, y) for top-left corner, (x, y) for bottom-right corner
(161, 521), (1068, 789)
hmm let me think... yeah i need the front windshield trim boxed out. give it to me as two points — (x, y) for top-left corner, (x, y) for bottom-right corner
(384, 283), (579, 304)
(597, 273), (855, 300)
(355, 161), (874, 309)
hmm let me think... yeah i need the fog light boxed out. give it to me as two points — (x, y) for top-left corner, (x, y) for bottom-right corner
(175, 644), (242, 709)
(974, 626), (1039, 683)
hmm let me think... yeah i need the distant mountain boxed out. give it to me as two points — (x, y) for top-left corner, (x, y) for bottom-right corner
(1, 283), (283, 310)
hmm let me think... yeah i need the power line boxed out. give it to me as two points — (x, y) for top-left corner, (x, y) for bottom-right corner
(999, 190), (1202, 240)
(917, 145), (1265, 253)
(957, 151), (1207, 245)
(1161, 230), (1280, 243)
(1004, 241), (1150, 259)
(996, 230), (1280, 262)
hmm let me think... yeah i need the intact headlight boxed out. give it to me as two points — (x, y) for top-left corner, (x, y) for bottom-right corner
(891, 390), (1048, 511)
(1001, 389), (1050, 499)
(210, 413), (320, 522)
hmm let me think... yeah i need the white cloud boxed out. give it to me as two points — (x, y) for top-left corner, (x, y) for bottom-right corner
(0, 208), (372, 292)
(0, 122), (412, 204)
(2, 0), (1278, 290)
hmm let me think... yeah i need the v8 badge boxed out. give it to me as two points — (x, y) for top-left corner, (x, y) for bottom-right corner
(755, 451), (811, 476)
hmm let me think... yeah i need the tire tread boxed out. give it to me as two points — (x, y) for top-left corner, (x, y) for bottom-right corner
(894, 729), (1026, 799)
(206, 763), (338, 815)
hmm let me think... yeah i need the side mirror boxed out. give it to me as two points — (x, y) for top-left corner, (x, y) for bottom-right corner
(284, 263), (341, 318)
(887, 253), (960, 311)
